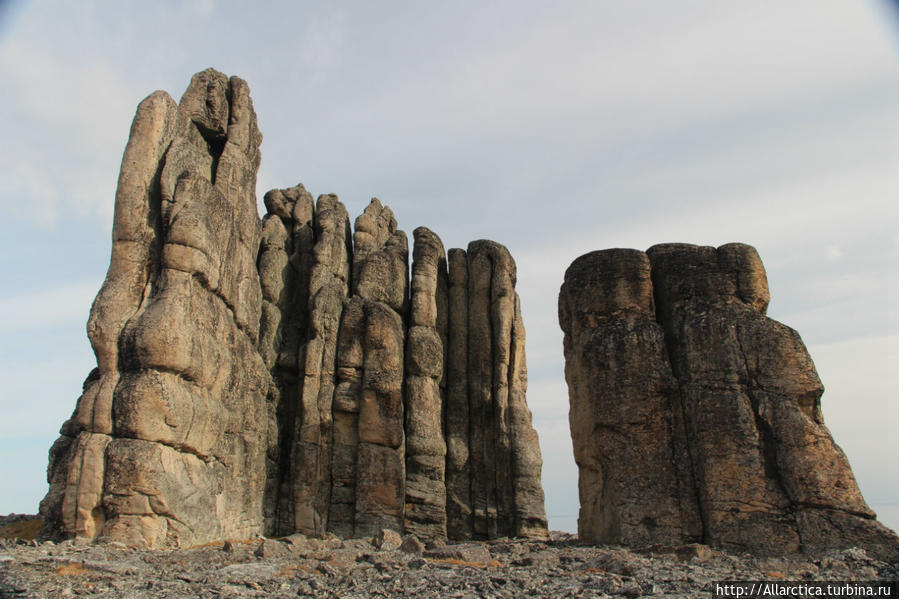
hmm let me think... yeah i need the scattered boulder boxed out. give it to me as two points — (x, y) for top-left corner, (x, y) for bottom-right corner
(424, 543), (493, 565)
(400, 534), (425, 555)
(372, 529), (403, 551)
(253, 539), (291, 559)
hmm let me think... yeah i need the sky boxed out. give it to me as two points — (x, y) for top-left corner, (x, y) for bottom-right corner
(0, 1), (897, 535)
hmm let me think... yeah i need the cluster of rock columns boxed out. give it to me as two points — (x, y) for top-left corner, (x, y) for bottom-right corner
(41, 69), (547, 548)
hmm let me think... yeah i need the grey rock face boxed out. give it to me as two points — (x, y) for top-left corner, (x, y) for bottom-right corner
(444, 249), (471, 540)
(558, 250), (700, 548)
(41, 70), (547, 548)
(404, 227), (448, 540)
(289, 193), (352, 538)
(347, 200), (408, 538)
(559, 243), (899, 560)
(461, 241), (548, 540)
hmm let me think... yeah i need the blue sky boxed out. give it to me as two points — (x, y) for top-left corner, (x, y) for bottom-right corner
(0, 0), (897, 534)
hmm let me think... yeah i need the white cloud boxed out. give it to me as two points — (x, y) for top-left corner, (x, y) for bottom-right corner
(0, 282), (99, 332)
(0, 31), (135, 228)
(190, 0), (216, 18)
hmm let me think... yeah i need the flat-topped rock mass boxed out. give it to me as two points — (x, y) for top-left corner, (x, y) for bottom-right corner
(559, 244), (898, 561)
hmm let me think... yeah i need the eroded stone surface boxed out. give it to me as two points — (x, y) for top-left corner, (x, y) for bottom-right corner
(444, 249), (471, 540)
(41, 69), (547, 548)
(464, 241), (547, 540)
(560, 243), (899, 561)
(559, 250), (701, 548)
(42, 68), (268, 549)
(289, 193), (352, 538)
(404, 227), (448, 540)
(257, 183), (315, 535)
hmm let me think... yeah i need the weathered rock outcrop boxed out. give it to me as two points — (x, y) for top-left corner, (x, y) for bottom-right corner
(559, 243), (899, 560)
(41, 69), (267, 548)
(338, 200), (408, 539)
(464, 241), (546, 541)
(404, 227), (448, 540)
(41, 69), (547, 548)
(445, 249), (471, 540)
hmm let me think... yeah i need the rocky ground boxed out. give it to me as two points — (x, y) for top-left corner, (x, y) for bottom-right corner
(1, 515), (896, 598)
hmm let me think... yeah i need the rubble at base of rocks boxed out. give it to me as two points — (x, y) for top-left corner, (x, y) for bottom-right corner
(1, 531), (895, 599)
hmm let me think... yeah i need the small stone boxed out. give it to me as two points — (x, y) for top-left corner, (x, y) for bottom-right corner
(253, 539), (289, 558)
(425, 538), (447, 550)
(399, 535), (425, 555)
(513, 550), (559, 568)
(619, 582), (643, 598)
(342, 538), (374, 552)
(316, 561), (340, 577)
(372, 529), (402, 551)
(425, 543), (492, 564)
(676, 544), (714, 563)
(281, 533), (311, 554)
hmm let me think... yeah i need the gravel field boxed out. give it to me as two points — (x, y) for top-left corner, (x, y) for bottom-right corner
(1, 516), (895, 599)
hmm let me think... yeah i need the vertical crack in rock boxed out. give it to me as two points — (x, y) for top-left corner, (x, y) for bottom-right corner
(466, 242), (499, 539)
(561, 242), (899, 561)
(41, 69), (548, 549)
(329, 295), (364, 537)
(647, 243), (801, 554)
(257, 184), (315, 535)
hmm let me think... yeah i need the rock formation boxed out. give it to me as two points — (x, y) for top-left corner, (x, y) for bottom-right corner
(404, 227), (449, 539)
(559, 243), (899, 560)
(41, 69), (267, 549)
(40, 69), (547, 548)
